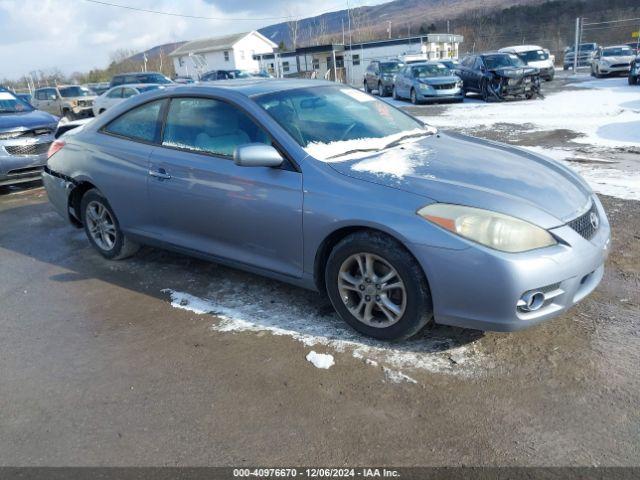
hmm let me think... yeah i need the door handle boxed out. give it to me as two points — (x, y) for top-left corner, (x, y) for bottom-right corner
(148, 168), (171, 180)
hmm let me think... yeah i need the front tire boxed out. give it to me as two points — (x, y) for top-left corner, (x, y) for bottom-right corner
(325, 231), (432, 340)
(629, 75), (638, 85)
(410, 88), (420, 105)
(81, 189), (140, 260)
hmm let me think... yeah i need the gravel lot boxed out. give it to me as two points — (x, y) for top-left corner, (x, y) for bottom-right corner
(1, 72), (638, 466)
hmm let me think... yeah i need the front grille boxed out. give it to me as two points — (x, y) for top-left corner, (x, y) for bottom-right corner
(568, 202), (599, 240)
(433, 83), (456, 90)
(7, 166), (44, 176)
(539, 282), (561, 293)
(610, 63), (629, 68)
(77, 99), (93, 107)
(5, 142), (51, 156)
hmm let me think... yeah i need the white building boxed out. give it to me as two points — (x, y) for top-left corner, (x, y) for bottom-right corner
(170, 31), (277, 79)
(254, 34), (464, 86)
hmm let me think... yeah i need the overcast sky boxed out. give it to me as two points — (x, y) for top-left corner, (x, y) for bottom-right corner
(0, 0), (383, 80)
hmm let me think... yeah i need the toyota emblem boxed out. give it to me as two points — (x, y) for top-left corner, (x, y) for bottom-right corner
(590, 212), (599, 230)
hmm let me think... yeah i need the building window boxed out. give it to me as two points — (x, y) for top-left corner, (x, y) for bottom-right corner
(282, 61), (290, 72)
(223, 51), (229, 61)
(312, 59), (319, 70)
(352, 54), (360, 66)
(240, 50), (245, 60)
(178, 57), (184, 67)
(336, 56), (344, 68)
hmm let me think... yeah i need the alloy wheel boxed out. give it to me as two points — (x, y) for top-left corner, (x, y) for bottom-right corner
(337, 252), (407, 328)
(85, 201), (117, 251)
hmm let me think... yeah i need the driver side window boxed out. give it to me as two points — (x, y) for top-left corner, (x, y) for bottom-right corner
(161, 97), (271, 158)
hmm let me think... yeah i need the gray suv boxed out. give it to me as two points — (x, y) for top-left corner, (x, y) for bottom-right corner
(364, 60), (403, 96)
(1, 87), (57, 186)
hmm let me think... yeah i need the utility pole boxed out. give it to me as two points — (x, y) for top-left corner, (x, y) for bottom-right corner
(447, 20), (450, 34)
(387, 21), (392, 39)
(573, 17), (580, 72)
(342, 18), (345, 44)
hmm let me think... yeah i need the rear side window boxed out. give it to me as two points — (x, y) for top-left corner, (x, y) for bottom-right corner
(161, 97), (271, 157)
(103, 99), (164, 143)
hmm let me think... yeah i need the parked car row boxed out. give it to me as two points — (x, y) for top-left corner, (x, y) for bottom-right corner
(366, 48), (544, 104)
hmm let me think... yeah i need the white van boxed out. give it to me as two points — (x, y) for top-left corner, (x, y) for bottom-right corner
(499, 45), (555, 81)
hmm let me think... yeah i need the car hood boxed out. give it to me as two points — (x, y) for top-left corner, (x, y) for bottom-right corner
(66, 96), (97, 101)
(0, 109), (59, 132)
(489, 66), (539, 78)
(326, 132), (592, 227)
(526, 59), (553, 68)
(417, 75), (460, 85)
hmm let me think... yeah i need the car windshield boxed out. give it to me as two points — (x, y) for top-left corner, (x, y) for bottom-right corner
(230, 70), (252, 79)
(380, 62), (401, 73)
(412, 64), (451, 77)
(254, 85), (431, 160)
(0, 90), (34, 113)
(518, 50), (549, 62)
(59, 86), (93, 97)
(483, 54), (525, 69)
(602, 47), (633, 57)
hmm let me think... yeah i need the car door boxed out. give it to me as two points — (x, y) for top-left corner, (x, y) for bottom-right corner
(146, 96), (304, 278)
(457, 56), (474, 90)
(470, 56), (486, 91)
(365, 63), (374, 89)
(104, 87), (123, 110)
(399, 67), (411, 97)
(36, 88), (58, 115)
(91, 98), (166, 233)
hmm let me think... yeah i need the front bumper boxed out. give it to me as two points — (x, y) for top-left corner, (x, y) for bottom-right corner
(416, 86), (464, 102)
(598, 64), (631, 74)
(410, 196), (610, 332)
(0, 136), (53, 186)
(71, 106), (94, 118)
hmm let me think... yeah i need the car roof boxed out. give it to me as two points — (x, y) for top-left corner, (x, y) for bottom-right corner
(185, 78), (337, 96)
(114, 83), (162, 89)
(113, 72), (164, 76)
(602, 45), (633, 50)
(500, 45), (544, 52)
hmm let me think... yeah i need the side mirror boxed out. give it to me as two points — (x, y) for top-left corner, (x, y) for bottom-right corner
(49, 94), (57, 100)
(234, 143), (284, 168)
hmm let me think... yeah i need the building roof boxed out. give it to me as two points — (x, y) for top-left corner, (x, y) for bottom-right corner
(169, 31), (276, 57)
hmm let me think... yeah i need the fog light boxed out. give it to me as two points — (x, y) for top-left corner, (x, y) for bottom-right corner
(519, 291), (545, 312)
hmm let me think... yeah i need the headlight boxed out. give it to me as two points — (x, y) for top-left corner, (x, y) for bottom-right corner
(418, 83), (431, 91)
(417, 203), (557, 253)
(0, 130), (22, 140)
(456, 80), (463, 88)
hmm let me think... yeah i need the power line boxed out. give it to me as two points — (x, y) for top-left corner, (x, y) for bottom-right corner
(81, 0), (328, 22)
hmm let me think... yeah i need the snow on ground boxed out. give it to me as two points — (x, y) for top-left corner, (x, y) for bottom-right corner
(306, 351), (335, 369)
(420, 77), (640, 149)
(163, 286), (485, 381)
(522, 146), (640, 201)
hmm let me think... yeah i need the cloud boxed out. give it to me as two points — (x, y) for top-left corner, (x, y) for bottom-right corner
(0, 0), (362, 79)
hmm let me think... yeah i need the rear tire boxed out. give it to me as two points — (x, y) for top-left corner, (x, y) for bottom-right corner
(80, 189), (140, 260)
(377, 82), (385, 96)
(392, 85), (399, 100)
(481, 79), (490, 102)
(325, 231), (432, 341)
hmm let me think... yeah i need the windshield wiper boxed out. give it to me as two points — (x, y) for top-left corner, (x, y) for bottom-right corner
(382, 131), (432, 150)
(325, 131), (433, 160)
(326, 147), (381, 160)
